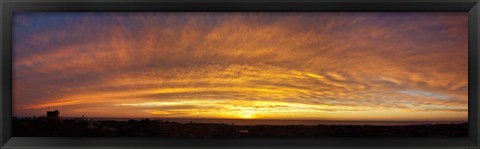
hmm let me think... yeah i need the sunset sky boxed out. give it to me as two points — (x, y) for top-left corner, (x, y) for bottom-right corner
(13, 12), (468, 121)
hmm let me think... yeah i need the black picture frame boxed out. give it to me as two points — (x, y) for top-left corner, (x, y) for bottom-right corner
(1, 0), (479, 148)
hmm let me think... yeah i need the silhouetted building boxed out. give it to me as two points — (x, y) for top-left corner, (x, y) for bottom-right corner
(46, 110), (63, 123)
(47, 110), (59, 118)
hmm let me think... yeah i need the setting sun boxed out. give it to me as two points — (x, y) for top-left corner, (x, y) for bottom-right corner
(236, 109), (257, 119)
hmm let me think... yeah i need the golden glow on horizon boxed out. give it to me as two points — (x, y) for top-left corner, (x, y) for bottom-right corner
(12, 12), (468, 121)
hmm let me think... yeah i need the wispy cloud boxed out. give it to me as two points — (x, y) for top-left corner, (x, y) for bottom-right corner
(399, 90), (452, 101)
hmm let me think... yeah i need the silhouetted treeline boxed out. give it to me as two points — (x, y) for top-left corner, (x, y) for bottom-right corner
(12, 117), (468, 137)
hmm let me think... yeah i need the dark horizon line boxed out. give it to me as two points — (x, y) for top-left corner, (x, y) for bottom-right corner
(13, 115), (468, 122)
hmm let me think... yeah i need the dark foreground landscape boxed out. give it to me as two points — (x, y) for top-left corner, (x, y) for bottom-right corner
(13, 117), (468, 138)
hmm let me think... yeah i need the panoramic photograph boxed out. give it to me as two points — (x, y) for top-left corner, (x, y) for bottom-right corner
(12, 12), (468, 137)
